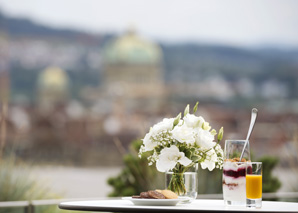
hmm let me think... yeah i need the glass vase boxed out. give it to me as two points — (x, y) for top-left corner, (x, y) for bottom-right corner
(165, 164), (198, 203)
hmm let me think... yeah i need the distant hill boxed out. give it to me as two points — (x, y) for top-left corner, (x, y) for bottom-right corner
(0, 11), (114, 42)
(0, 13), (73, 37)
(161, 43), (298, 83)
(1, 11), (297, 101)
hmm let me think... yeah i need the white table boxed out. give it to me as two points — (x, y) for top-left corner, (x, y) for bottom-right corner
(59, 199), (298, 212)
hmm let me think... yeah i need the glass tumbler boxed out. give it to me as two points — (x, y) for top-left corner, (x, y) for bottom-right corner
(223, 140), (251, 206)
(246, 162), (262, 208)
(224, 140), (250, 161)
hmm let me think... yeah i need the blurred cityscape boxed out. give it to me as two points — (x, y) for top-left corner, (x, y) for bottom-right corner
(0, 8), (298, 198)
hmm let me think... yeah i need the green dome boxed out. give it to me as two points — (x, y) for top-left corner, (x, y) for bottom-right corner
(38, 66), (69, 92)
(103, 30), (162, 65)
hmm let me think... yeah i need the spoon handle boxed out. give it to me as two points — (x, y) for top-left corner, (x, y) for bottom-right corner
(239, 108), (258, 162)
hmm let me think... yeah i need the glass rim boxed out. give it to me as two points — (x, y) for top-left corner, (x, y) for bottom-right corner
(246, 162), (262, 164)
(225, 139), (249, 142)
(223, 161), (247, 164)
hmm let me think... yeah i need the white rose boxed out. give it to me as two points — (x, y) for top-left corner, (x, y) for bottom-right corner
(200, 148), (217, 171)
(143, 118), (174, 151)
(183, 114), (205, 128)
(171, 123), (196, 145)
(143, 131), (157, 151)
(156, 145), (192, 172)
(195, 128), (216, 149)
(151, 118), (174, 134)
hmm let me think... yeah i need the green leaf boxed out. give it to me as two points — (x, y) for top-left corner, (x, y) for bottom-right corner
(193, 101), (199, 113)
(191, 155), (200, 163)
(185, 150), (192, 159)
(173, 113), (181, 127)
(155, 146), (162, 153)
(184, 104), (190, 117)
(179, 146), (185, 152)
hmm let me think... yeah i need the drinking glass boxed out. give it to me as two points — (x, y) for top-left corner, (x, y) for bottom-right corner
(246, 162), (262, 208)
(223, 140), (251, 206)
(224, 140), (250, 161)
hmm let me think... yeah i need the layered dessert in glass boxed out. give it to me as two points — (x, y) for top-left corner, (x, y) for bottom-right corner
(223, 140), (251, 206)
(223, 158), (249, 206)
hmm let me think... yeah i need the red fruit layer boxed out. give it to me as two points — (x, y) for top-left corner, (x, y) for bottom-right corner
(223, 168), (246, 178)
(223, 166), (252, 178)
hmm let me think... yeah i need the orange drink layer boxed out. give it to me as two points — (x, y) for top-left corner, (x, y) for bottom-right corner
(246, 175), (262, 199)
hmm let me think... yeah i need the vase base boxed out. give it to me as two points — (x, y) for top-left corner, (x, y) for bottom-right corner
(178, 196), (195, 204)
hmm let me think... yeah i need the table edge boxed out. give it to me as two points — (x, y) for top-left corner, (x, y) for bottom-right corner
(58, 199), (298, 213)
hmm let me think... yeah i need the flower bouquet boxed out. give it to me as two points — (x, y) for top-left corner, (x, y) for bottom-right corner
(139, 102), (224, 196)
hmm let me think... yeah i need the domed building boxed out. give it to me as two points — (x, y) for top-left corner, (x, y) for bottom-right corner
(103, 29), (162, 65)
(101, 29), (165, 113)
(37, 66), (69, 111)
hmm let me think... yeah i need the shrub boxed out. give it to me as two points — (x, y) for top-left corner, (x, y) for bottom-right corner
(0, 157), (60, 213)
(107, 140), (164, 196)
(257, 156), (281, 193)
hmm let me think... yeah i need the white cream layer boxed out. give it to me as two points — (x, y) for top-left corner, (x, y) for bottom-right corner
(223, 161), (246, 171)
(223, 183), (246, 202)
(223, 176), (246, 185)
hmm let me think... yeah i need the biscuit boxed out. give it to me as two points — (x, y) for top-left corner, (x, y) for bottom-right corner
(140, 191), (151, 198)
(160, 189), (178, 199)
(148, 190), (165, 199)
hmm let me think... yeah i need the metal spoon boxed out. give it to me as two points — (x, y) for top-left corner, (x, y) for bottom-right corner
(239, 108), (258, 162)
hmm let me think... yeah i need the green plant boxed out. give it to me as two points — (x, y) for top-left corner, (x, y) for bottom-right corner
(0, 157), (61, 213)
(197, 167), (223, 194)
(107, 140), (164, 197)
(257, 156), (281, 193)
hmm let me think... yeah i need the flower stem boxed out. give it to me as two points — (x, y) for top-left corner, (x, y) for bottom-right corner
(167, 164), (189, 195)
(167, 172), (186, 195)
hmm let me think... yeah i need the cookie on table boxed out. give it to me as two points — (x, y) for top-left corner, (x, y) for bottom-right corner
(148, 190), (166, 199)
(140, 191), (151, 198)
(160, 189), (178, 199)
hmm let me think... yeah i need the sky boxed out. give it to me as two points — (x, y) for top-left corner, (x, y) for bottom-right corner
(0, 0), (298, 47)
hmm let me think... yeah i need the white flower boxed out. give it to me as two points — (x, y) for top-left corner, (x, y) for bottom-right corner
(151, 118), (174, 135)
(171, 123), (196, 145)
(156, 145), (192, 172)
(142, 118), (174, 151)
(200, 148), (217, 171)
(143, 131), (157, 151)
(195, 128), (216, 149)
(183, 114), (205, 128)
(202, 122), (211, 131)
(214, 143), (223, 155)
(139, 103), (225, 173)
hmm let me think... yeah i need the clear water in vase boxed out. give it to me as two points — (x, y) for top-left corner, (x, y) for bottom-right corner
(165, 167), (198, 203)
